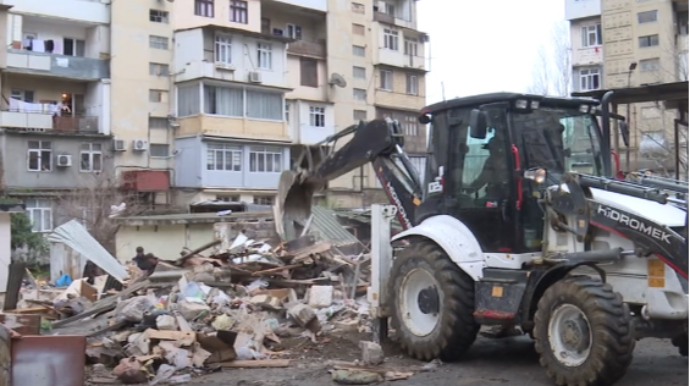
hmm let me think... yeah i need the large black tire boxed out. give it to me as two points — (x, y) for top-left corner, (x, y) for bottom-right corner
(534, 276), (635, 386)
(390, 239), (479, 362)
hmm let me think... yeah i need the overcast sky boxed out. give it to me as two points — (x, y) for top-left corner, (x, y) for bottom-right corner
(417, 0), (566, 103)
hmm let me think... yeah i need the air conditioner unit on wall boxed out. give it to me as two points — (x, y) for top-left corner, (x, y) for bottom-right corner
(248, 71), (262, 83)
(56, 154), (72, 167)
(132, 139), (149, 151)
(113, 139), (127, 151)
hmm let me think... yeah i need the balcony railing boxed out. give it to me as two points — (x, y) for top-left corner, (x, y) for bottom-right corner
(7, 49), (110, 81)
(373, 11), (414, 29)
(287, 39), (327, 58)
(0, 110), (99, 133)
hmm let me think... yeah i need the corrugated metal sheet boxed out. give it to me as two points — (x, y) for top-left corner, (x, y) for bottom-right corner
(301, 206), (359, 247)
(48, 220), (128, 282)
(49, 242), (87, 283)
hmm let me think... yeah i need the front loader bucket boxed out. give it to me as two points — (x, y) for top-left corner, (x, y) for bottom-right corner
(274, 170), (320, 240)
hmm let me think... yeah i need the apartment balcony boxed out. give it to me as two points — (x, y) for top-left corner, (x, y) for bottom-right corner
(373, 11), (416, 30)
(177, 115), (289, 141)
(287, 39), (326, 58)
(7, 49), (109, 81)
(2, 0), (109, 24)
(377, 49), (426, 71)
(0, 111), (99, 134)
(267, 0), (327, 12)
(572, 46), (604, 67)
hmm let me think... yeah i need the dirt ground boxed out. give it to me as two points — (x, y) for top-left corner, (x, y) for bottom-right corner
(169, 331), (688, 386)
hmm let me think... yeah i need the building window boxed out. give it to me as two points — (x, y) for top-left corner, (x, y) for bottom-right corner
(254, 196), (274, 205)
(579, 68), (600, 91)
(25, 198), (52, 233)
(150, 144), (170, 157)
(381, 2), (395, 15)
(10, 89), (34, 104)
(404, 38), (418, 56)
(406, 74), (418, 95)
(352, 45), (366, 57)
(352, 23), (365, 35)
(580, 24), (602, 47)
(246, 90), (282, 120)
(204, 85), (243, 116)
(195, 0), (214, 17)
(353, 66), (366, 79)
(353, 88), (367, 101)
(380, 70), (393, 91)
(351, 2), (365, 14)
(383, 29), (399, 50)
(27, 140), (52, 172)
(149, 35), (169, 50)
(149, 89), (168, 103)
(217, 195), (240, 202)
(637, 10), (658, 24)
(286, 24), (302, 40)
(149, 62), (170, 76)
(149, 9), (169, 23)
(215, 34), (232, 64)
(249, 146), (282, 173)
(353, 109), (367, 121)
(403, 115), (418, 136)
(300, 58), (318, 87)
(678, 12), (689, 35)
(257, 43), (273, 70)
(309, 106), (326, 127)
(63, 38), (85, 57)
(207, 143), (242, 171)
(640, 58), (660, 72)
(285, 101), (291, 123)
(178, 84), (202, 117)
(149, 117), (169, 129)
(639, 34), (659, 47)
(230, 0), (248, 24)
(80, 143), (102, 172)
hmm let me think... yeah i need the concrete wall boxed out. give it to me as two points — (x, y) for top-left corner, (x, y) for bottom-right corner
(565, 0), (602, 21)
(0, 133), (114, 190)
(173, 0), (262, 33)
(4, 0), (110, 25)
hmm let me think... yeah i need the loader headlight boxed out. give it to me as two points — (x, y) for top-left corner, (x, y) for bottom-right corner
(524, 168), (546, 184)
(515, 99), (528, 109)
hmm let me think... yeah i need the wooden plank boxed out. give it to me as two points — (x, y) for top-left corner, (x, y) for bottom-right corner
(175, 240), (221, 266)
(219, 359), (290, 368)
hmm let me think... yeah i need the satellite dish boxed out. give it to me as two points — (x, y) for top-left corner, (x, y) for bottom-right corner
(328, 73), (347, 88)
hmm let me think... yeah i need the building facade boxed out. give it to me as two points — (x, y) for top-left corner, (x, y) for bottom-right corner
(566, 0), (688, 172)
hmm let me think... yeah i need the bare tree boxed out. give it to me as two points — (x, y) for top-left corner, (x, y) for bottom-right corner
(526, 21), (572, 97)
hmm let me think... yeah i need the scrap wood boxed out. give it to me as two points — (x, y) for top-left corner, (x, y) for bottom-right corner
(250, 263), (305, 276)
(328, 360), (434, 374)
(219, 359), (290, 368)
(176, 240), (222, 266)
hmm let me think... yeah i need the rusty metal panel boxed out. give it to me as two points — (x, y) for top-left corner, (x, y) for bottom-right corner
(0, 314), (40, 336)
(11, 335), (86, 386)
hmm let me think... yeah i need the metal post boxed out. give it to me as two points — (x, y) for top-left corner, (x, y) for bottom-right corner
(675, 118), (680, 180)
(626, 103), (631, 172)
(368, 204), (397, 344)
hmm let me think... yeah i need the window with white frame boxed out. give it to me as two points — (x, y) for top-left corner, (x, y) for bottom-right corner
(249, 146), (282, 173)
(150, 144), (170, 157)
(580, 24), (602, 47)
(63, 38), (85, 56)
(204, 85), (243, 116)
(215, 34), (232, 64)
(353, 66), (366, 79)
(149, 35), (169, 50)
(149, 9), (169, 23)
(286, 24), (302, 40)
(640, 58), (660, 72)
(353, 88), (367, 101)
(380, 70), (393, 91)
(579, 67), (601, 91)
(257, 43), (273, 70)
(309, 106), (326, 127)
(10, 89), (34, 104)
(207, 143), (242, 171)
(383, 29), (399, 50)
(352, 45), (366, 57)
(149, 62), (170, 76)
(403, 115), (418, 136)
(639, 34), (659, 47)
(25, 198), (52, 233)
(178, 84), (201, 117)
(404, 38), (418, 56)
(246, 90), (282, 120)
(80, 143), (102, 172)
(406, 74), (418, 95)
(195, 0), (214, 17)
(254, 196), (274, 205)
(27, 140), (52, 172)
(285, 101), (291, 123)
(230, 0), (248, 24)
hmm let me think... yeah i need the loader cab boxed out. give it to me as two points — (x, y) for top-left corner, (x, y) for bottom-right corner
(416, 93), (606, 254)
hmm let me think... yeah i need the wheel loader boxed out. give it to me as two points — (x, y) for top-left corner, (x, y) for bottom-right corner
(274, 92), (689, 386)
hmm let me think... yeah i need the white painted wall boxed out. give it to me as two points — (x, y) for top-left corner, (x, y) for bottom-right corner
(4, 0), (110, 25)
(85, 80), (111, 135)
(289, 100), (335, 144)
(570, 18), (603, 67)
(0, 214), (10, 293)
(565, 0), (601, 21)
(115, 224), (215, 263)
(272, 0), (327, 12)
(174, 29), (289, 88)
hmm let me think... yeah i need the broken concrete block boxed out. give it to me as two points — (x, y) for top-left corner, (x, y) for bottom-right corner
(308, 285), (334, 308)
(249, 294), (282, 310)
(288, 303), (317, 327)
(177, 300), (211, 321)
(331, 369), (383, 385)
(156, 315), (177, 331)
(359, 341), (384, 365)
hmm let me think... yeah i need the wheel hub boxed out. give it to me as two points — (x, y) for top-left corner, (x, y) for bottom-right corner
(417, 286), (440, 315)
(548, 304), (593, 367)
(559, 317), (590, 352)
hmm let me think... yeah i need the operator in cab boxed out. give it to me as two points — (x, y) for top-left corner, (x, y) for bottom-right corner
(469, 135), (508, 196)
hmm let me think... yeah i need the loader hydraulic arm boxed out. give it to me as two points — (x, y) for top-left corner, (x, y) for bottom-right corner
(276, 119), (424, 233)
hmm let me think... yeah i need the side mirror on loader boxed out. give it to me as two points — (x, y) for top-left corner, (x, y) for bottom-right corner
(619, 121), (630, 148)
(469, 109), (488, 139)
